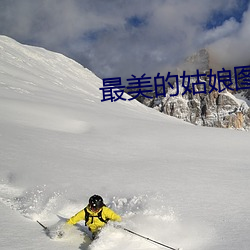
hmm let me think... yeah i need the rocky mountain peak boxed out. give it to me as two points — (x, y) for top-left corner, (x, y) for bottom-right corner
(180, 48), (210, 73)
(136, 48), (250, 130)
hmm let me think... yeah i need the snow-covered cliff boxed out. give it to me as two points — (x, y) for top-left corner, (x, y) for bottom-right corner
(138, 49), (250, 130)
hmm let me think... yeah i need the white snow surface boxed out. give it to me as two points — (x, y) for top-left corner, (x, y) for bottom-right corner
(0, 35), (249, 250)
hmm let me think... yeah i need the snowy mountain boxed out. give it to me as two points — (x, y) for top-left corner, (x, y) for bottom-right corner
(139, 49), (250, 130)
(0, 36), (250, 250)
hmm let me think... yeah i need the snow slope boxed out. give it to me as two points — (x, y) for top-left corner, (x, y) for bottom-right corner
(0, 36), (249, 250)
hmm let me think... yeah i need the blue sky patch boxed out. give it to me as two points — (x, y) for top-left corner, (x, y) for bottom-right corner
(206, 0), (249, 29)
(126, 15), (147, 28)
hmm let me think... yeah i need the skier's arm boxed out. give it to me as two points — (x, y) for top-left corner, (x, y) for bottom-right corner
(104, 207), (122, 222)
(67, 209), (85, 225)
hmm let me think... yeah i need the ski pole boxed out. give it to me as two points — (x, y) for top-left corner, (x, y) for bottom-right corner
(122, 227), (180, 250)
(37, 220), (48, 231)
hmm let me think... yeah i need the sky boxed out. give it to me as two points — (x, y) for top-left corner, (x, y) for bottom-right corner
(0, 0), (249, 80)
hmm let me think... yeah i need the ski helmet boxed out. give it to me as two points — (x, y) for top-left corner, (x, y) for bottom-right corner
(89, 195), (104, 210)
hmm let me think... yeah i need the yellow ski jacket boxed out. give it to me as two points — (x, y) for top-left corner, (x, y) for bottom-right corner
(67, 206), (121, 233)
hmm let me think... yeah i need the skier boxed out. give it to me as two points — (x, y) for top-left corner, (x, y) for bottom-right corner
(66, 194), (121, 239)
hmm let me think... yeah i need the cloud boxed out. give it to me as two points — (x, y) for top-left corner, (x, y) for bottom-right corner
(201, 18), (240, 45)
(208, 3), (250, 69)
(0, 0), (249, 80)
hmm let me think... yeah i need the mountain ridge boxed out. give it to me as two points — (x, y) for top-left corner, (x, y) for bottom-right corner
(137, 48), (250, 130)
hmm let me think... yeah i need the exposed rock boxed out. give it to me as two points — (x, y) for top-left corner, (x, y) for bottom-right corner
(137, 48), (250, 130)
(179, 48), (210, 74)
